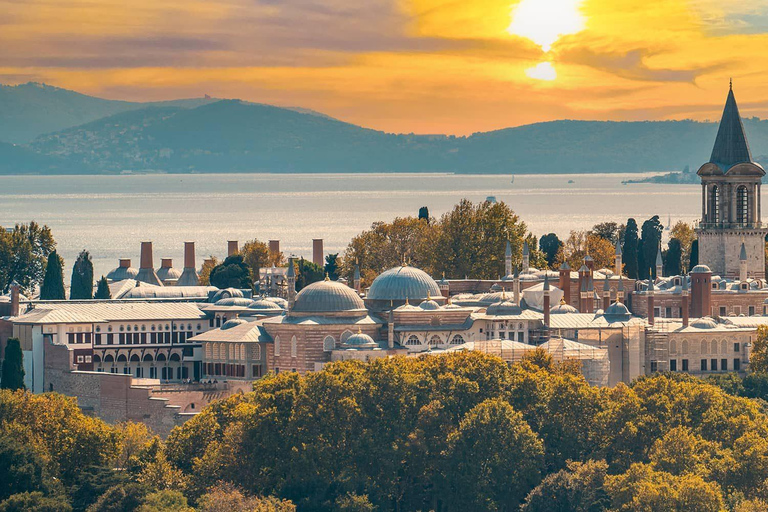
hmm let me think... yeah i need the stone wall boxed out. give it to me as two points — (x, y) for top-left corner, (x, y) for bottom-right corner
(630, 291), (768, 318)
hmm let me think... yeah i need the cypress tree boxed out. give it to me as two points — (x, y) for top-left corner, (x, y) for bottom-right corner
(641, 216), (663, 280)
(70, 250), (94, 300)
(1, 338), (25, 390)
(622, 219), (639, 279)
(40, 251), (65, 300)
(94, 276), (111, 300)
(689, 239), (699, 269)
(665, 238), (682, 276)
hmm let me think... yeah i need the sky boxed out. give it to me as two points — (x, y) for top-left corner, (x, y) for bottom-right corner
(3, 0), (768, 134)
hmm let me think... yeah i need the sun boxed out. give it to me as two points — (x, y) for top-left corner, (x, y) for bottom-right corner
(507, 0), (585, 52)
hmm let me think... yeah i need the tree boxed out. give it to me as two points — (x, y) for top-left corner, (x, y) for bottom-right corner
(563, 232), (614, 271)
(418, 206), (430, 223)
(241, 239), (270, 285)
(209, 255), (251, 289)
(70, 250), (94, 300)
(522, 460), (610, 512)
(0, 492), (71, 512)
(444, 398), (544, 511)
(665, 239), (682, 277)
(539, 233), (563, 270)
(136, 490), (193, 512)
(590, 222), (621, 244)
(198, 256), (219, 286)
(670, 221), (696, 272)
(295, 258), (323, 291)
(640, 216), (663, 280)
(749, 326), (768, 373)
(196, 483), (295, 512)
(622, 219), (639, 279)
(94, 277), (111, 300)
(85, 483), (149, 512)
(324, 254), (340, 281)
(689, 239), (699, 269)
(1, 339), (25, 390)
(0, 436), (47, 501)
(39, 251), (65, 300)
(0, 222), (56, 295)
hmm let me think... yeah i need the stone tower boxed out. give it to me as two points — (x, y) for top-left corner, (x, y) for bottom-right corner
(696, 84), (767, 278)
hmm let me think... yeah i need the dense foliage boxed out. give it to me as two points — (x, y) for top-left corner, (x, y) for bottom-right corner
(0, 222), (56, 295)
(0, 339), (25, 391)
(209, 255), (252, 290)
(70, 250), (94, 300)
(94, 276), (111, 300)
(40, 250), (65, 300)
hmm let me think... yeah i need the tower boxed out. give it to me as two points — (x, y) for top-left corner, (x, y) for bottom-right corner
(647, 280), (655, 326)
(614, 239), (622, 276)
(505, 240), (512, 277)
(543, 273), (551, 335)
(681, 274), (689, 327)
(513, 267), (520, 304)
(739, 241), (748, 285)
(286, 257), (296, 310)
(559, 261), (571, 305)
(696, 84), (767, 278)
(655, 244), (663, 280)
(690, 265), (712, 318)
(354, 263), (361, 294)
(602, 273), (611, 310)
(522, 241), (530, 270)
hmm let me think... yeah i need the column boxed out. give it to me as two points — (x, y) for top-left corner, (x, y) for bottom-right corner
(702, 183), (706, 223)
(758, 183), (762, 225)
(730, 183), (736, 225)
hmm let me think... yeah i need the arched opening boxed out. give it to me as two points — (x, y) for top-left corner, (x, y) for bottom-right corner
(710, 185), (720, 223)
(104, 354), (114, 362)
(156, 353), (167, 362)
(450, 335), (465, 345)
(130, 354), (140, 362)
(737, 185), (749, 225)
(92, 354), (102, 363)
(323, 336), (335, 352)
(169, 353), (181, 362)
(143, 354), (154, 362)
(428, 335), (442, 347)
(117, 354), (127, 362)
(405, 335), (420, 346)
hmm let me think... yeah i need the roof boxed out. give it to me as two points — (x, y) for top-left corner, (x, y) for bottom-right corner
(264, 314), (382, 326)
(188, 321), (272, 343)
(548, 312), (645, 330)
(367, 265), (442, 302)
(12, 301), (207, 324)
(292, 279), (365, 313)
(709, 87), (752, 168)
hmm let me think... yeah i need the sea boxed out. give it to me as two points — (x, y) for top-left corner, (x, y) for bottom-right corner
(0, 172), (703, 279)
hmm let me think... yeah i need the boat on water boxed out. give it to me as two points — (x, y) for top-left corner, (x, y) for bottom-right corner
(510, 175), (515, 184)
(568, 179), (575, 184)
(486, 196), (497, 203)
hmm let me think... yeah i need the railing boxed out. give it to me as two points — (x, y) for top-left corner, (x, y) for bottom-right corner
(695, 221), (763, 230)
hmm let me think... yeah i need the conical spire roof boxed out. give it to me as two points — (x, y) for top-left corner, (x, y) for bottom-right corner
(710, 85), (752, 167)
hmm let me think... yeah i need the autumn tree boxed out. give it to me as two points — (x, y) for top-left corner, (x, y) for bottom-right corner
(522, 460), (610, 512)
(563, 231), (614, 271)
(241, 239), (270, 284)
(750, 326), (768, 373)
(670, 221), (696, 273)
(198, 257), (219, 286)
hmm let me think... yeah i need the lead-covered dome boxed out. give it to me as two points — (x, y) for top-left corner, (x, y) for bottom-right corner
(292, 279), (365, 314)
(221, 318), (249, 330)
(343, 331), (378, 348)
(368, 265), (442, 301)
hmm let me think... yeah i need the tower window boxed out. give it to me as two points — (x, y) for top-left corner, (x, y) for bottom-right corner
(710, 185), (720, 223)
(737, 185), (749, 225)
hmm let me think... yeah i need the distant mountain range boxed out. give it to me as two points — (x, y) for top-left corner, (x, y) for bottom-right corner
(2, 82), (768, 175)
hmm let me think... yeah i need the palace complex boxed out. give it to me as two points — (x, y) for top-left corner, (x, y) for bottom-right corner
(1, 84), (767, 436)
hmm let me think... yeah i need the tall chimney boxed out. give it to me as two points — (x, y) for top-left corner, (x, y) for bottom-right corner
(313, 239), (324, 267)
(136, 242), (163, 286)
(177, 242), (199, 286)
(690, 265), (712, 318)
(543, 274), (551, 336)
(119, 258), (131, 268)
(559, 262), (571, 305)
(10, 283), (20, 317)
(269, 240), (280, 258)
(682, 275), (689, 327)
(161, 258), (173, 269)
(647, 281), (655, 326)
(615, 240), (623, 277)
(228, 240), (239, 257)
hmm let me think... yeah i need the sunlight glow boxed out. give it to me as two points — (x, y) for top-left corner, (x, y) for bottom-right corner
(525, 61), (557, 80)
(507, 0), (585, 52)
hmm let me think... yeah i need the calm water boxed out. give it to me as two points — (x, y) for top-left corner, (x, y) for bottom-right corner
(0, 173), (703, 278)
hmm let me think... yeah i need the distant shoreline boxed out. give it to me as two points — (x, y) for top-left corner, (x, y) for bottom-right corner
(0, 170), (673, 178)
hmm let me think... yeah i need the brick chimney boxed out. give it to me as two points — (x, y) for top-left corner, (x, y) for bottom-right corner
(269, 240), (280, 258)
(313, 239), (324, 267)
(184, 242), (196, 269)
(647, 281), (655, 326)
(227, 240), (239, 257)
(119, 258), (131, 268)
(161, 258), (173, 269)
(136, 241), (163, 286)
(140, 241), (153, 269)
(559, 262), (571, 305)
(10, 283), (20, 317)
(177, 242), (199, 286)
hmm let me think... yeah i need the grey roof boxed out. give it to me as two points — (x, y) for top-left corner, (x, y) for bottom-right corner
(543, 273), (550, 291)
(560, 261), (571, 271)
(604, 301), (631, 319)
(710, 86), (752, 168)
(691, 264), (712, 274)
(12, 301), (207, 324)
(176, 268), (200, 287)
(107, 265), (139, 282)
(157, 265), (182, 282)
(740, 242), (747, 261)
(286, 257), (296, 278)
(344, 331), (378, 348)
(486, 300), (523, 316)
(210, 288), (246, 302)
(215, 297), (255, 307)
(136, 268), (163, 287)
(120, 285), (217, 300)
(264, 314), (382, 326)
(189, 322), (272, 343)
(221, 317), (250, 330)
(292, 279), (365, 313)
(367, 265), (442, 302)
(655, 246), (663, 266)
(248, 298), (283, 311)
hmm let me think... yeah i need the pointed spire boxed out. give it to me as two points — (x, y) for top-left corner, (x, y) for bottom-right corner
(522, 241), (529, 256)
(656, 244), (663, 266)
(560, 261), (571, 271)
(682, 274), (688, 291)
(710, 83), (752, 167)
(505, 240), (512, 257)
(543, 273), (550, 291)
(286, 257), (295, 278)
(615, 239), (622, 256)
(740, 241), (747, 261)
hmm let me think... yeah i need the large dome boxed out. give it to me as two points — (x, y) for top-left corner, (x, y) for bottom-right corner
(292, 279), (365, 314)
(367, 266), (442, 302)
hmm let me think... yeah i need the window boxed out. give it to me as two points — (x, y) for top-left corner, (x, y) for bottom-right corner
(323, 336), (335, 352)
(77, 355), (84, 363)
(670, 359), (677, 371)
(451, 335), (465, 345)
(701, 359), (707, 371)
(721, 359), (728, 371)
(711, 359), (718, 371)
(654, 307), (661, 318)
(76, 333), (84, 343)
(737, 185), (749, 225)
(682, 359), (689, 371)
(85, 355), (92, 363)
(274, 336), (281, 356)
(719, 306), (727, 317)
(711, 340), (718, 354)
(428, 335), (442, 347)
(405, 335), (420, 346)
(669, 340), (677, 354)
(665, 307), (672, 318)
(290, 336), (297, 358)
(749, 306), (755, 316)
(734, 342), (741, 352)
(107, 333), (114, 345)
(94, 334), (102, 345)
(734, 358), (741, 371)
(341, 330), (353, 343)
(711, 185), (720, 222)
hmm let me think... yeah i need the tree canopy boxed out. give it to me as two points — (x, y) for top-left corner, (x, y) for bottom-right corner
(208, 255), (251, 290)
(1, 339), (25, 391)
(94, 276), (111, 300)
(40, 250), (65, 300)
(0, 222), (56, 295)
(69, 250), (94, 300)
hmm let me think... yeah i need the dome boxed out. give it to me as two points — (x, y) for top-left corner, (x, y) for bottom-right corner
(367, 266), (442, 302)
(479, 291), (510, 305)
(248, 298), (283, 311)
(343, 330), (378, 348)
(550, 302), (578, 314)
(690, 317), (718, 329)
(292, 279), (365, 313)
(419, 299), (441, 310)
(210, 288), (245, 302)
(604, 302), (631, 317)
(221, 318), (249, 330)
(264, 296), (288, 308)
(215, 297), (255, 307)
(157, 266), (182, 282)
(107, 265), (139, 282)
(486, 300), (523, 316)
(691, 265), (712, 274)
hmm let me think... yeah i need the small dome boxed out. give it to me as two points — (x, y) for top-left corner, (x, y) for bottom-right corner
(486, 300), (522, 316)
(419, 299), (441, 310)
(292, 279), (365, 313)
(248, 298), (283, 311)
(221, 318), (249, 330)
(550, 302), (578, 314)
(343, 331), (378, 348)
(604, 302), (631, 317)
(107, 265), (139, 282)
(367, 265), (442, 302)
(690, 317), (718, 329)
(210, 288), (245, 302)
(157, 266), (182, 282)
(216, 297), (255, 307)
(691, 265), (712, 274)
(762, 298), (768, 305)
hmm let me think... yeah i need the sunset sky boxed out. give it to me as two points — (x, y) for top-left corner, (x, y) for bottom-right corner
(3, 0), (768, 134)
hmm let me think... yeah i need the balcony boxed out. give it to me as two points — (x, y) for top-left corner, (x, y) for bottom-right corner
(695, 221), (763, 230)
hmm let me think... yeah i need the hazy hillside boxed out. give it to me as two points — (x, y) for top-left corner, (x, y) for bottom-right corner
(0, 141), (77, 174)
(8, 83), (768, 175)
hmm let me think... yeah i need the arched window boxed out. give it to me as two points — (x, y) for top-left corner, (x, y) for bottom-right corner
(406, 335), (420, 346)
(340, 330), (353, 343)
(143, 354), (153, 362)
(669, 340), (677, 354)
(291, 336), (298, 358)
(701, 340), (707, 354)
(274, 336), (281, 356)
(721, 339), (728, 354)
(737, 185), (749, 225)
(711, 340), (718, 354)
(711, 185), (720, 223)
(323, 336), (335, 352)
(451, 334), (465, 345)
(682, 340), (689, 353)
(205, 344), (212, 358)
(428, 335), (442, 347)
(130, 354), (140, 362)
(252, 344), (261, 360)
